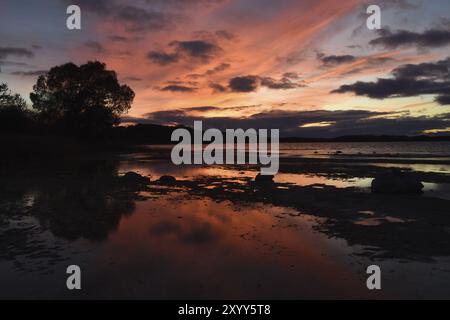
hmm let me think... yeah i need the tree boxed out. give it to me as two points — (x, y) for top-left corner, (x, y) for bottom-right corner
(30, 61), (135, 137)
(0, 83), (30, 132)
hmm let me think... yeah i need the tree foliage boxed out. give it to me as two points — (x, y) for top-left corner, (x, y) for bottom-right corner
(30, 61), (135, 137)
(0, 83), (29, 132)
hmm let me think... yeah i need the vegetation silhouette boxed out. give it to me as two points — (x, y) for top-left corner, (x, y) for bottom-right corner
(0, 83), (33, 133)
(30, 61), (134, 138)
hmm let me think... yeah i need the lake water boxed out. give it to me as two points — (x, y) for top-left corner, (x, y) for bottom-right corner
(1, 142), (450, 299)
(143, 141), (450, 157)
(278, 141), (450, 157)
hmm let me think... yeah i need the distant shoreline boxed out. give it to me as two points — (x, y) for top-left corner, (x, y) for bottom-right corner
(280, 135), (450, 143)
(116, 123), (450, 144)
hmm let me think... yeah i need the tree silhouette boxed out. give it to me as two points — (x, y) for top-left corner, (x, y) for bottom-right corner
(30, 61), (135, 137)
(0, 83), (30, 132)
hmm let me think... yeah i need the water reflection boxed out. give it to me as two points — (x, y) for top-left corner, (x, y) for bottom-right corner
(169, 175), (450, 262)
(1, 157), (450, 298)
(93, 196), (375, 299)
(0, 159), (145, 281)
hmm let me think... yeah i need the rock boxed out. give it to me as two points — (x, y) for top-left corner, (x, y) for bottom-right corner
(255, 173), (274, 183)
(121, 172), (150, 185)
(371, 171), (424, 194)
(158, 175), (177, 184)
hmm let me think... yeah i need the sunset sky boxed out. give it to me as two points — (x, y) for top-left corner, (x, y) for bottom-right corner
(1, 0), (450, 137)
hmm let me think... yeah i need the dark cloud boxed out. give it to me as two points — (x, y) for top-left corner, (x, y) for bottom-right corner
(317, 53), (356, 67)
(436, 95), (450, 105)
(0, 47), (34, 60)
(147, 51), (179, 65)
(184, 106), (219, 112)
(10, 70), (48, 77)
(228, 75), (259, 92)
(117, 5), (174, 33)
(131, 108), (450, 137)
(148, 40), (222, 66)
(190, 30), (231, 42)
(205, 63), (230, 75)
(392, 58), (450, 79)
(316, 52), (394, 75)
(169, 40), (222, 62)
(209, 82), (227, 93)
(84, 41), (105, 53)
(155, 80), (200, 93)
(332, 57), (450, 105)
(370, 28), (450, 49)
(333, 78), (450, 99)
(160, 85), (196, 92)
(228, 74), (304, 92)
(132, 105), (258, 123)
(260, 76), (304, 90)
(166, 79), (199, 86)
(215, 30), (237, 41)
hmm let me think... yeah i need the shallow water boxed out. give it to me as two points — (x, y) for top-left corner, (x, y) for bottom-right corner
(137, 141), (450, 159)
(278, 141), (450, 158)
(1, 149), (450, 299)
(119, 160), (372, 188)
(119, 158), (450, 200)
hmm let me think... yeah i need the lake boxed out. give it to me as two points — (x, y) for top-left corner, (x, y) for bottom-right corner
(1, 142), (450, 299)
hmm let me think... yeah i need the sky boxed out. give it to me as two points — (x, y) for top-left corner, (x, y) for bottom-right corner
(1, 0), (450, 137)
